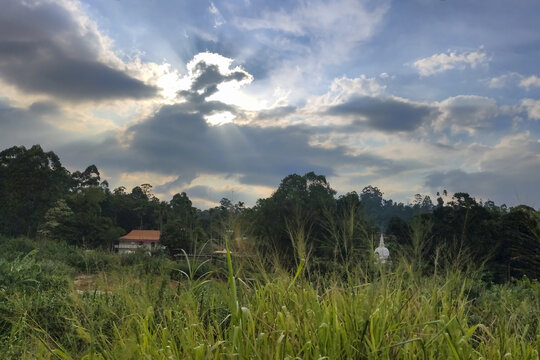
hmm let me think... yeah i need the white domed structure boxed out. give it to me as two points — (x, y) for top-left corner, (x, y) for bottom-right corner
(374, 233), (390, 264)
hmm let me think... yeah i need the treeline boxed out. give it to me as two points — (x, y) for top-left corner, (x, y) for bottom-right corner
(0, 145), (538, 281)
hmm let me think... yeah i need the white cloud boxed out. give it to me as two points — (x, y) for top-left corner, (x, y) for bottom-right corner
(519, 75), (540, 89)
(209, 2), (225, 28)
(307, 75), (386, 108)
(185, 52), (260, 110)
(236, 0), (388, 45)
(487, 73), (540, 90)
(487, 72), (521, 88)
(287, 75), (389, 128)
(413, 48), (488, 76)
(521, 98), (540, 120)
(233, 0), (389, 104)
(186, 52), (252, 84)
(434, 95), (498, 134)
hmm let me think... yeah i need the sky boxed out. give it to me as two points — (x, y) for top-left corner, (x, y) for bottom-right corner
(1, 0), (539, 209)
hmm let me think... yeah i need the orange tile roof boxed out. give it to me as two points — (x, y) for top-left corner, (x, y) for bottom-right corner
(119, 230), (160, 242)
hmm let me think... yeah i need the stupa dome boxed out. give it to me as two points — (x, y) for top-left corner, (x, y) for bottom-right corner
(374, 233), (390, 264)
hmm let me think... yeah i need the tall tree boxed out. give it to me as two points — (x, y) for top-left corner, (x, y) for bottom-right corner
(249, 172), (338, 264)
(0, 145), (70, 236)
(161, 192), (205, 255)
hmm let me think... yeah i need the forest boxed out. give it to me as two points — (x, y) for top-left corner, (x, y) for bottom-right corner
(1, 144), (539, 359)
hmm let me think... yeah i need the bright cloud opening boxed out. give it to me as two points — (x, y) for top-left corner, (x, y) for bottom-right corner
(205, 111), (236, 126)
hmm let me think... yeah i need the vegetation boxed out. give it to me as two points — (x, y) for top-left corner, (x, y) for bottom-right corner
(0, 144), (539, 358)
(0, 237), (538, 359)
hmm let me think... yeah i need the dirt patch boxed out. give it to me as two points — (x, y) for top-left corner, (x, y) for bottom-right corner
(74, 274), (95, 292)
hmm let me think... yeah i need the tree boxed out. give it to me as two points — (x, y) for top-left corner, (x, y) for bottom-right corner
(498, 206), (540, 280)
(37, 199), (73, 240)
(161, 192), (205, 255)
(249, 172), (337, 264)
(421, 196), (434, 211)
(63, 186), (124, 248)
(70, 165), (100, 191)
(0, 145), (71, 236)
(322, 192), (373, 264)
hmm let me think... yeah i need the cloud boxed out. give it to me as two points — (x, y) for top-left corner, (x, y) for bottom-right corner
(231, 0), (389, 104)
(520, 99), (540, 120)
(181, 184), (263, 208)
(47, 50), (418, 204)
(235, 0), (387, 46)
(435, 95), (499, 133)
(303, 76), (502, 135)
(0, 0), (157, 102)
(152, 175), (197, 194)
(413, 48), (488, 76)
(254, 105), (297, 122)
(325, 96), (437, 132)
(53, 58), (413, 202)
(0, 99), (65, 147)
(520, 75), (540, 89)
(487, 73), (540, 90)
(50, 54), (358, 187)
(487, 72), (522, 88)
(209, 2), (225, 28)
(58, 103), (356, 189)
(322, 76), (387, 103)
(425, 133), (540, 206)
(180, 52), (252, 103)
(176, 52), (257, 113)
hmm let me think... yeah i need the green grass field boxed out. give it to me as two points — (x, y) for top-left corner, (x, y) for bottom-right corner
(1, 238), (538, 359)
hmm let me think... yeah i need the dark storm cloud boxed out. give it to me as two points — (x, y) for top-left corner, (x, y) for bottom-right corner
(326, 96), (438, 132)
(0, 1), (156, 101)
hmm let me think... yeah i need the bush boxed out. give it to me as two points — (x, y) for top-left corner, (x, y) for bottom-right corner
(0, 237), (36, 261)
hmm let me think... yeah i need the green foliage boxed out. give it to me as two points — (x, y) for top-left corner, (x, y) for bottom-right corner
(2, 143), (540, 358)
(2, 144), (538, 281)
(1, 243), (538, 359)
(36, 199), (73, 240)
(248, 172), (339, 264)
(0, 145), (71, 236)
(161, 192), (207, 255)
(0, 250), (73, 359)
(0, 236), (36, 261)
(499, 205), (540, 280)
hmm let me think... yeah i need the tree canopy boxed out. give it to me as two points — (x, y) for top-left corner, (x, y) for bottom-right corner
(0, 144), (538, 282)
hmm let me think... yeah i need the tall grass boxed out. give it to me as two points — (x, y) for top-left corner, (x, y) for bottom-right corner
(1, 237), (538, 359)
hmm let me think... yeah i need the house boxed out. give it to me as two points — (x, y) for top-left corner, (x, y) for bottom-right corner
(114, 230), (160, 254)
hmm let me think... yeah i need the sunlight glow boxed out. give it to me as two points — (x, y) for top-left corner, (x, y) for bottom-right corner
(205, 111), (235, 126)
(157, 70), (189, 101)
